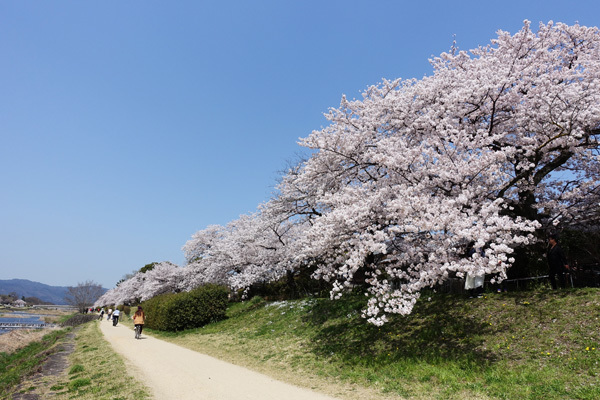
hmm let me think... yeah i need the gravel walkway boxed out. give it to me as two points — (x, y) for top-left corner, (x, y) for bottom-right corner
(100, 321), (340, 400)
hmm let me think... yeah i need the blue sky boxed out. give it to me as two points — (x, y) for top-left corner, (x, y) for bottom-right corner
(1, 1), (598, 289)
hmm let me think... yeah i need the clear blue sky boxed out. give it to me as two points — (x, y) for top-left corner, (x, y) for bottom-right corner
(1, 1), (598, 289)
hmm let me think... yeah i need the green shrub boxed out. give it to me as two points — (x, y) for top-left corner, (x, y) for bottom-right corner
(142, 285), (228, 332)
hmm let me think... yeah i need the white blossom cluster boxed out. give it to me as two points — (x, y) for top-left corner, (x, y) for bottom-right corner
(97, 22), (600, 324)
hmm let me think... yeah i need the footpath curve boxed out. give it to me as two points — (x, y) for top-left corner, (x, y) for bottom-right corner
(99, 320), (340, 400)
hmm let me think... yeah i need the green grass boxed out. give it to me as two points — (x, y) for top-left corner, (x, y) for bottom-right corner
(68, 364), (84, 374)
(147, 287), (600, 400)
(68, 377), (91, 390)
(47, 321), (151, 400)
(0, 329), (69, 397)
(1, 321), (151, 400)
(7, 289), (593, 399)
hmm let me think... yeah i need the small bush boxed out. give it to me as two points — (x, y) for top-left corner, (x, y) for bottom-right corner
(142, 285), (228, 332)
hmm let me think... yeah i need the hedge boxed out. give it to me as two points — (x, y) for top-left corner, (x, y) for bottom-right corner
(141, 285), (228, 332)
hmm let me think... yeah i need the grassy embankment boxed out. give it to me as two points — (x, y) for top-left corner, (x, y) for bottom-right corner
(1, 314), (151, 400)
(0, 328), (69, 398)
(5, 289), (597, 399)
(1, 311), (73, 397)
(144, 287), (600, 400)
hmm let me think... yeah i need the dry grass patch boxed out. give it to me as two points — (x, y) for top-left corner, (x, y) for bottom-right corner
(0, 328), (60, 353)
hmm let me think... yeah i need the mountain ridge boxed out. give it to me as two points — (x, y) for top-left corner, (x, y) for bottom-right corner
(0, 279), (106, 305)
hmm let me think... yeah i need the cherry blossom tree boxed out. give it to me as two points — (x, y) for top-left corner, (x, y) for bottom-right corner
(101, 21), (600, 325)
(272, 20), (600, 324)
(136, 261), (183, 301)
(95, 261), (183, 307)
(181, 205), (307, 296)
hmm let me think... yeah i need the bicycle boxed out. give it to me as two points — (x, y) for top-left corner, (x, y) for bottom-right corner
(134, 324), (141, 339)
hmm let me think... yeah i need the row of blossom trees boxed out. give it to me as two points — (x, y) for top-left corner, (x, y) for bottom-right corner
(97, 21), (600, 325)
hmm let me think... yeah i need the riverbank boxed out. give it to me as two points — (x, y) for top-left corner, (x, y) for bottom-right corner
(0, 328), (60, 354)
(0, 328), (70, 397)
(0, 309), (74, 355)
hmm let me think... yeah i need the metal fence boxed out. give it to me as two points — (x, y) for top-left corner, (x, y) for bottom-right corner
(434, 265), (600, 295)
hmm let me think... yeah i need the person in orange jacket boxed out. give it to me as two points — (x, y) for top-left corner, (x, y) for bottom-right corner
(133, 306), (146, 338)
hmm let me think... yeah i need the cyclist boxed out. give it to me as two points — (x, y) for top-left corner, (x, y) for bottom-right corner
(112, 308), (120, 326)
(133, 306), (146, 339)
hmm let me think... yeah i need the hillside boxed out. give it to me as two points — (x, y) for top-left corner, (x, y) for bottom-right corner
(0, 279), (71, 304)
(148, 287), (600, 400)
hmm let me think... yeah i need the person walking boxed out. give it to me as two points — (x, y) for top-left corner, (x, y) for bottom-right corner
(547, 233), (570, 289)
(107, 308), (113, 321)
(132, 306), (146, 339)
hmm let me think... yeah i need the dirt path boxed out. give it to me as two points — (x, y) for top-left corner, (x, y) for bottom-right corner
(99, 321), (340, 400)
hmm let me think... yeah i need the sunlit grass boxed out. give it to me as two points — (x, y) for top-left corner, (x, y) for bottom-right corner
(148, 287), (600, 400)
(10, 291), (592, 399)
(9, 321), (152, 400)
(52, 321), (151, 400)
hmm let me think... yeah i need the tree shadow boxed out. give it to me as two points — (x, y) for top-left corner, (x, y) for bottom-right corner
(302, 293), (497, 369)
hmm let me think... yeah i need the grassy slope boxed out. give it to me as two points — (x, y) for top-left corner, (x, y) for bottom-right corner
(47, 321), (152, 400)
(148, 287), (600, 400)
(1, 321), (151, 400)
(0, 329), (69, 397)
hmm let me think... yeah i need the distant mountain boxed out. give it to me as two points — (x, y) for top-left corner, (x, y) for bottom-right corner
(0, 279), (107, 305)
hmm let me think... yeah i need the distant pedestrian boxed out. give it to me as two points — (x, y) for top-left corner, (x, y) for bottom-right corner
(107, 308), (113, 321)
(547, 233), (570, 289)
(99, 308), (105, 320)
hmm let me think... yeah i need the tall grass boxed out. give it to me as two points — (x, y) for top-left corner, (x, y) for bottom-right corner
(149, 287), (600, 400)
